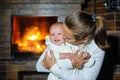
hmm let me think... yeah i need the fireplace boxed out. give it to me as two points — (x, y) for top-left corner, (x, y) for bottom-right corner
(11, 15), (58, 59)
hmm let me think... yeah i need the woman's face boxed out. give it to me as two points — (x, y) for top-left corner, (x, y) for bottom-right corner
(63, 23), (76, 45)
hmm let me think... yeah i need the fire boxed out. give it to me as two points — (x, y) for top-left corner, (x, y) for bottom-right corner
(12, 16), (58, 56)
(13, 26), (49, 54)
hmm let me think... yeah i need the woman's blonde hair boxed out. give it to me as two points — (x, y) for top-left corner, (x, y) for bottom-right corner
(64, 11), (109, 49)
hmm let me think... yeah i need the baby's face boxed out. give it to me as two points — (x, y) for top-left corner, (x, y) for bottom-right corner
(50, 25), (65, 46)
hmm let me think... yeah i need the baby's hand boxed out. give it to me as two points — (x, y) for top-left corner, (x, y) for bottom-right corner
(82, 52), (91, 59)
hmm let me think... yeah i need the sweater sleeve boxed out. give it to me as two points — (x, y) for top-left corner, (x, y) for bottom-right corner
(84, 57), (95, 68)
(57, 59), (73, 69)
(49, 49), (105, 80)
(36, 48), (49, 72)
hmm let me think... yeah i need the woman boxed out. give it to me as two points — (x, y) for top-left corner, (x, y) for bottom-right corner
(36, 11), (109, 80)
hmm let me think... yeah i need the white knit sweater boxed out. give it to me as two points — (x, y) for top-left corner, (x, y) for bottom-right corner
(36, 38), (102, 80)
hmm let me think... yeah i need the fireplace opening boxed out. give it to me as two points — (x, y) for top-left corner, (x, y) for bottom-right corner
(11, 15), (58, 59)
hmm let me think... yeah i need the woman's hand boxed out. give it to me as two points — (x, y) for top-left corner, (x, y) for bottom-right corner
(71, 50), (89, 68)
(42, 50), (56, 69)
(60, 50), (90, 69)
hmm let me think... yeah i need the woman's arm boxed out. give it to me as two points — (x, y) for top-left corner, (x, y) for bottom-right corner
(60, 50), (89, 69)
(43, 49), (104, 80)
(36, 49), (49, 72)
(45, 49), (105, 80)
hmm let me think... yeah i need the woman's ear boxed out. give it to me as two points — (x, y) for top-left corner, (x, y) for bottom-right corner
(82, 37), (89, 43)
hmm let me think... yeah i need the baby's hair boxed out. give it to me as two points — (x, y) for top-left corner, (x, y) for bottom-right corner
(49, 22), (63, 31)
(50, 22), (63, 27)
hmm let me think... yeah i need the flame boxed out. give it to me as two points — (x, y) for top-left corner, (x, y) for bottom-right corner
(12, 16), (58, 55)
(13, 25), (49, 54)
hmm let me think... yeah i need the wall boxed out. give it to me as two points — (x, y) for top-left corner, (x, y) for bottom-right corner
(82, 0), (120, 31)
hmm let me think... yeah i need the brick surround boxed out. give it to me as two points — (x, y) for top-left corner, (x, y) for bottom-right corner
(82, 0), (120, 31)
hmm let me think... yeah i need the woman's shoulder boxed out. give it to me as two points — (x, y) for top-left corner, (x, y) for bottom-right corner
(87, 40), (105, 55)
(88, 39), (99, 49)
